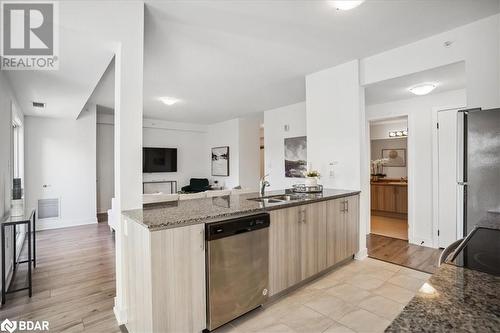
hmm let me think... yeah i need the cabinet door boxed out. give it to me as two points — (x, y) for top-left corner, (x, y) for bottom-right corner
(381, 186), (397, 212)
(150, 224), (206, 333)
(301, 202), (327, 279)
(268, 206), (301, 296)
(345, 195), (359, 256)
(326, 198), (345, 266)
(395, 186), (408, 214)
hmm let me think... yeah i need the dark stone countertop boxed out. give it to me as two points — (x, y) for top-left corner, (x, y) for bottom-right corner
(122, 188), (360, 231)
(386, 212), (500, 333)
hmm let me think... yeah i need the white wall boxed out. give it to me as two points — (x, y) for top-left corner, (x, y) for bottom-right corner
(238, 115), (261, 190)
(97, 113), (210, 205)
(306, 61), (363, 190)
(366, 89), (467, 246)
(143, 125), (209, 191)
(306, 60), (366, 257)
(370, 138), (407, 178)
(264, 102), (307, 190)
(361, 14), (499, 109)
(207, 119), (240, 189)
(25, 107), (97, 230)
(0, 71), (25, 296)
(97, 122), (114, 213)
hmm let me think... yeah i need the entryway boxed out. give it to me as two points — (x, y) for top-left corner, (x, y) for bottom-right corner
(369, 116), (409, 241)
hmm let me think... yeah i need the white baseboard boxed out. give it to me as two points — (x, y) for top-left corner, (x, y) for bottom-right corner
(36, 217), (98, 231)
(409, 236), (436, 249)
(354, 247), (368, 260)
(113, 297), (127, 325)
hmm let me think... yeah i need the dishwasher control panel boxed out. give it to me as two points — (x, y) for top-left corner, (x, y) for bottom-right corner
(206, 213), (270, 241)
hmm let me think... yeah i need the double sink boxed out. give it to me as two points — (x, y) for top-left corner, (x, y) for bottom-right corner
(248, 194), (307, 204)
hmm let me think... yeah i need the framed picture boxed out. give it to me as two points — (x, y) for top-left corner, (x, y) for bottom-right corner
(284, 136), (307, 178)
(212, 146), (229, 176)
(382, 148), (406, 167)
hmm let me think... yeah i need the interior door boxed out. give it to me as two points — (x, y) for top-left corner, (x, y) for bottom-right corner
(437, 110), (459, 248)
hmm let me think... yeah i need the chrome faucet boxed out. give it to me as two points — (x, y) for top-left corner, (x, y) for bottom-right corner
(260, 174), (270, 196)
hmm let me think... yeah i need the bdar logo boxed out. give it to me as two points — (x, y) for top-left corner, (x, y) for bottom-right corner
(0, 319), (17, 333)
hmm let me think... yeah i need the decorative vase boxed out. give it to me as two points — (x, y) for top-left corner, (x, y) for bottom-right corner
(305, 177), (317, 187)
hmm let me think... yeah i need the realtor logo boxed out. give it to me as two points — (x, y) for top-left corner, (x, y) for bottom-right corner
(0, 319), (16, 333)
(1, 1), (59, 70)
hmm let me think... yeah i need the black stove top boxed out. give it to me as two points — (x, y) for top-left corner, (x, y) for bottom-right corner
(449, 227), (500, 276)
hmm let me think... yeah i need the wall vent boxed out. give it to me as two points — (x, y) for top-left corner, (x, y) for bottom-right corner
(38, 198), (60, 219)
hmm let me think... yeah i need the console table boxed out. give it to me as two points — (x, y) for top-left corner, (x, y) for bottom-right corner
(1, 209), (36, 304)
(143, 180), (178, 194)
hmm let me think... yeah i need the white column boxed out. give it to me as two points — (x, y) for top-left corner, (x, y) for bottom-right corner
(113, 4), (144, 323)
(306, 60), (367, 259)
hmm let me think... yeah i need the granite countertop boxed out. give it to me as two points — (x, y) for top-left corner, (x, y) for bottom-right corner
(386, 212), (500, 332)
(122, 188), (360, 231)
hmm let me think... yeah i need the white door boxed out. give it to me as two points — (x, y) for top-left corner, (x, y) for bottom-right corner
(437, 110), (459, 248)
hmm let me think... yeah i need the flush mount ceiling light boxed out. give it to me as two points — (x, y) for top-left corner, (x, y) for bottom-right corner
(159, 96), (180, 106)
(330, 0), (365, 11)
(409, 83), (438, 96)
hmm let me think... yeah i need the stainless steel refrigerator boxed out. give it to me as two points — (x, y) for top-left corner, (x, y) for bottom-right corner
(458, 108), (500, 236)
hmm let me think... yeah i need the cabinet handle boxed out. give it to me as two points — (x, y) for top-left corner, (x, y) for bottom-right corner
(345, 200), (349, 212)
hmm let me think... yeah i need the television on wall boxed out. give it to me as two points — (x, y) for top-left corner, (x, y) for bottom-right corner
(143, 147), (177, 173)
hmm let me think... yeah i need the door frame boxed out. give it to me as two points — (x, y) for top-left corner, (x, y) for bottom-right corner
(365, 114), (412, 242)
(431, 105), (466, 248)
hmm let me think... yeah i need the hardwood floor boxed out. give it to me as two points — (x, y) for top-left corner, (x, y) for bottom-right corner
(0, 223), (120, 332)
(371, 215), (408, 240)
(367, 234), (442, 274)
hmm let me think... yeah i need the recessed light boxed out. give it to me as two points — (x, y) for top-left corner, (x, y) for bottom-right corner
(330, 0), (365, 11)
(159, 96), (179, 106)
(32, 101), (45, 109)
(409, 83), (437, 96)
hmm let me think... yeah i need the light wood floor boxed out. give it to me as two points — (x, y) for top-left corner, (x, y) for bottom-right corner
(367, 234), (442, 274)
(0, 223), (120, 332)
(371, 215), (408, 240)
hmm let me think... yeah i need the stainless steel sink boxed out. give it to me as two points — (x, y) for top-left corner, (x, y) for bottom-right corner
(247, 194), (303, 204)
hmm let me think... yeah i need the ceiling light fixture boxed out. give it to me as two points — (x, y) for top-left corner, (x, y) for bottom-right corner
(159, 96), (180, 106)
(330, 0), (365, 11)
(409, 83), (437, 96)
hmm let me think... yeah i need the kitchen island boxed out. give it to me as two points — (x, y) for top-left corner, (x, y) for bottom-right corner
(122, 188), (360, 333)
(385, 212), (500, 332)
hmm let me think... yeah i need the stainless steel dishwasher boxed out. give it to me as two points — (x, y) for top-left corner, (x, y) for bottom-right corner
(206, 213), (270, 331)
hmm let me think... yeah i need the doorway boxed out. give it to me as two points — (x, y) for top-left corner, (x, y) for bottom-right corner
(432, 106), (466, 248)
(369, 117), (409, 240)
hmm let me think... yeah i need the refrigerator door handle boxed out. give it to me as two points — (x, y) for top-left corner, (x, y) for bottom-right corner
(456, 111), (467, 183)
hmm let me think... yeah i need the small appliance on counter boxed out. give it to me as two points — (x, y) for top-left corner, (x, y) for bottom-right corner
(292, 183), (323, 193)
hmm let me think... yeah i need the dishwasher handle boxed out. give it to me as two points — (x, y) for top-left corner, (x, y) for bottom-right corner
(206, 213), (270, 241)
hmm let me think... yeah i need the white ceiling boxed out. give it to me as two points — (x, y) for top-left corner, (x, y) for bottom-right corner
(365, 61), (466, 105)
(8, 0), (500, 122)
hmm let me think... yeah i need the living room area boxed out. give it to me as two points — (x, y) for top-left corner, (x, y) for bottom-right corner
(92, 61), (265, 221)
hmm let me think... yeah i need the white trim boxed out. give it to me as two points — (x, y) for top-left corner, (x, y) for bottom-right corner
(36, 217), (98, 231)
(113, 297), (127, 325)
(431, 104), (466, 248)
(365, 114), (414, 244)
(354, 247), (368, 260)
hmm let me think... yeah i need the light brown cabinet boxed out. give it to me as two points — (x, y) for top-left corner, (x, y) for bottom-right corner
(326, 195), (359, 266)
(371, 183), (407, 217)
(269, 196), (359, 296)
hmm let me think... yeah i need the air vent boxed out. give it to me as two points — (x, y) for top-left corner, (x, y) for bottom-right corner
(32, 101), (45, 109)
(38, 198), (59, 219)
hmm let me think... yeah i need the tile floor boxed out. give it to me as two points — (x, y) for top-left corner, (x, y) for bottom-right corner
(215, 258), (430, 333)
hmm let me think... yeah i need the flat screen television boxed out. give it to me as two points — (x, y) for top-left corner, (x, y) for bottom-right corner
(143, 147), (177, 173)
